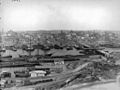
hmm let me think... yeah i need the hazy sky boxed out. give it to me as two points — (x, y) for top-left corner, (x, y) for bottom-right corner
(0, 0), (120, 31)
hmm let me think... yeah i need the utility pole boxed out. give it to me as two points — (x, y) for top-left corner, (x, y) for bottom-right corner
(37, 37), (40, 56)
(29, 35), (32, 57)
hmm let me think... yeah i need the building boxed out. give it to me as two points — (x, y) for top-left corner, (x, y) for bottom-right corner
(29, 70), (46, 77)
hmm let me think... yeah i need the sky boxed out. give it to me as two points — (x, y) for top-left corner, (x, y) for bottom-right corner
(0, 0), (120, 31)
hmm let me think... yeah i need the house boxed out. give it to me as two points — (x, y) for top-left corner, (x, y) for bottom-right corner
(29, 70), (46, 77)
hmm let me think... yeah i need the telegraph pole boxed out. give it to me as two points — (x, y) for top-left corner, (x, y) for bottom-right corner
(29, 35), (32, 56)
